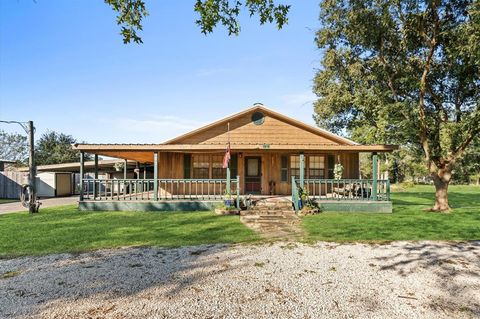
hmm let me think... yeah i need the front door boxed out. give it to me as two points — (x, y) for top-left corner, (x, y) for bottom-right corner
(245, 156), (262, 194)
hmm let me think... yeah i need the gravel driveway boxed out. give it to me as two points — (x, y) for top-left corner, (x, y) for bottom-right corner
(0, 196), (79, 215)
(1, 241), (479, 318)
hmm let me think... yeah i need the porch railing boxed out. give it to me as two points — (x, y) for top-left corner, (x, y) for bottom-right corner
(81, 177), (240, 203)
(292, 178), (390, 210)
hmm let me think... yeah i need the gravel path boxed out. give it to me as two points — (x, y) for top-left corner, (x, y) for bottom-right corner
(1, 241), (479, 318)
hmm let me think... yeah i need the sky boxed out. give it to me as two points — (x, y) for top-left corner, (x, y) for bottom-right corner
(0, 0), (322, 143)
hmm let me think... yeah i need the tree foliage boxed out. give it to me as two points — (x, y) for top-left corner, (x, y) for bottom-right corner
(0, 129), (28, 164)
(104, 0), (290, 44)
(194, 0), (290, 35)
(35, 131), (91, 166)
(313, 0), (480, 210)
(104, 0), (149, 44)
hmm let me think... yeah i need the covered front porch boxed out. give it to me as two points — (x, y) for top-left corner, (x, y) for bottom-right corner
(75, 145), (395, 213)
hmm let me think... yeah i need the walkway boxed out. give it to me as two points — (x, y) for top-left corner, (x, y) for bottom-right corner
(0, 196), (79, 215)
(240, 196), (303, 240)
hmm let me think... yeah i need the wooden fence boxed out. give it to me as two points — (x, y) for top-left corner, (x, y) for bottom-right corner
(0, 171), (27, 199)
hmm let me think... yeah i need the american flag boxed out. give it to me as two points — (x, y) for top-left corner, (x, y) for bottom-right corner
(222, 143), (230, 168)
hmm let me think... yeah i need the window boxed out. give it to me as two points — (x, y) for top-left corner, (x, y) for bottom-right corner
(280, 155), (288, 182)
(192, 155), (210, 179)
(308, 155), (325, 179)
(290, 155), (302, 178)
(212, 155), (226, 179)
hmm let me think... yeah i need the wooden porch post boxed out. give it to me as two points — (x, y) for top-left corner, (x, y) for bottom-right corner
(94, 155), (99, 179)
(372, 152), (378, 201)
(299, 153), (305, 187)
(226, 166), (231, 195)
(236, 175), (240, 208)
(123, 159), (127, 179)
(93, 154), (98, 199)
(153, 152), (158, 201)
(79, 152), (84, 201)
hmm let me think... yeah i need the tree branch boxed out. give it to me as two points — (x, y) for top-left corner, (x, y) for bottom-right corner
(451, 111), (480, 161)
(418, 1), (440, 165)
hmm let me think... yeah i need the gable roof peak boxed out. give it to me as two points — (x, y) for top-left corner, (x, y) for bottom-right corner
(162, 104), (358, 146)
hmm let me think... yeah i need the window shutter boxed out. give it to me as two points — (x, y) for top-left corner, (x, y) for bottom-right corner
(280, 155), (288, 182)
(184, 154), (191, 179)
(328, 154), (335, 179)
(230, 154), (238, 178)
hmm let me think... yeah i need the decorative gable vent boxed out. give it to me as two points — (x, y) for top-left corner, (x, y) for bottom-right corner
(251, 111), (265, 125)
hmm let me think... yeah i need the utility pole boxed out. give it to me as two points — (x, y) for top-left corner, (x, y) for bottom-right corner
(27, 121), (37, 213)
(0, 119), (39, 213)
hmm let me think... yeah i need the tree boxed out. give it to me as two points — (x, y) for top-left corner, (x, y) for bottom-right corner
(453, 136), (480, 184)
(104, 0), (290, 44)
(0, 129), (28, 164)
(313, 0), (480, 211)
(35, 131), (91, 165)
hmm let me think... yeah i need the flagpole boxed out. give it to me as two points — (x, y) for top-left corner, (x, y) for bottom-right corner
(226, 122), (231, 196)
(227, 122), (231, 158)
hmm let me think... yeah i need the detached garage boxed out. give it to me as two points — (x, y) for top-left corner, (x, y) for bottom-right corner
(18, 159), (140, 198)
(36, 172), (72, 197)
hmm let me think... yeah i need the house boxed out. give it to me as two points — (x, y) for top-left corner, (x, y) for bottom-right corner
(0, 159), (16, 172)
(73, 104), (398, 212)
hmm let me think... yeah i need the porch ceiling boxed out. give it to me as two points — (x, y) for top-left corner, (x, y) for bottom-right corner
(73, 143), (399, 163)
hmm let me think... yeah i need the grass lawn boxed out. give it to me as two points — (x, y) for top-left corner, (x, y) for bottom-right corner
(0, 206), (260, 258)
(0, 199), (18, 204)
(1, 185), (478, 257)
(302, 185), (480, 242)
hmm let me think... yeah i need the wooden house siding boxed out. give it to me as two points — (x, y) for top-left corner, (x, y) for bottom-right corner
(167, 112), (343, 146)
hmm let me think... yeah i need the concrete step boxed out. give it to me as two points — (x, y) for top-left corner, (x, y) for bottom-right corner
(240, 210), (296, 217)
(249, 207), (293, 212)
(253, 202), (292, 208)
(246, 198), (295, 217)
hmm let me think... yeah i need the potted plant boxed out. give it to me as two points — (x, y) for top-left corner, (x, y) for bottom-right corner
(223, 189), (234, 207)
(214, 202), (240, 215)
(114, 161), (124, 172)
(334, 163), (344, 180)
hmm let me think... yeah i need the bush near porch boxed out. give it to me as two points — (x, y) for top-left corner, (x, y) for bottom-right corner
(302, 185), (480, 242)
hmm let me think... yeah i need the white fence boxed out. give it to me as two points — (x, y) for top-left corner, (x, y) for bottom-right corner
(0, 171), (27, 199)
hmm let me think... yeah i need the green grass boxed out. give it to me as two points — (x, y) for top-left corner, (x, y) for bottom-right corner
(0, 206), (260, 258)
(1, 185), (478, 257)
(0, 199), (18, 204)
(302, 185), (480, 242)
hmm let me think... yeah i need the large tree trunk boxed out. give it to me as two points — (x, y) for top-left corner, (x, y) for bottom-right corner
(431, 168), (452, 212)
